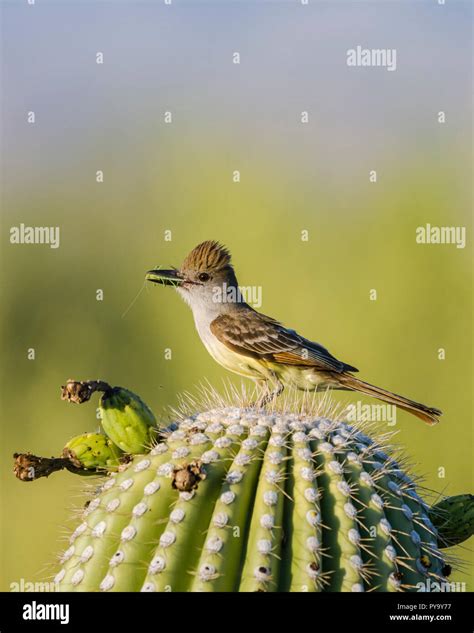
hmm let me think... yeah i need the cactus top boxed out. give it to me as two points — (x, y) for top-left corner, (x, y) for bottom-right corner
(54, 408), (447, 593)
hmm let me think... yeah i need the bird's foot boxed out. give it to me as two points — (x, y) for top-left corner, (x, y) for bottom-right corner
(254, 381), (284, 408)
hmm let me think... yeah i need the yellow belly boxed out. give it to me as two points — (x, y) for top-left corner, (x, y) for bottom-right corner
(202, 336), (267, 380)
(202, 335), (332, 390)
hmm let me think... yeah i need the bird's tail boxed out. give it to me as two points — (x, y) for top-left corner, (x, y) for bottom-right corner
(338, 374), (442, 425)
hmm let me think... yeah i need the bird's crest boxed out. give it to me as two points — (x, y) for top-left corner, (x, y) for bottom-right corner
(181, 240), (232, 273)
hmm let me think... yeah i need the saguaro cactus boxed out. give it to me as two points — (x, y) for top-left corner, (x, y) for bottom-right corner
(46, 388), (464, 592)
(15, 382), (470, 592)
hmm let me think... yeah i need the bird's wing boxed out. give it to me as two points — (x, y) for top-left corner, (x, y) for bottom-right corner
(210, 311), (358, 373)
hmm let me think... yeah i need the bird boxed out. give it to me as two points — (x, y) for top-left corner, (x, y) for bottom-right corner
(146, 240), (442, 425)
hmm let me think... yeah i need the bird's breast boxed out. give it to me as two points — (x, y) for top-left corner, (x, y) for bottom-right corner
(193, 316), (265, 379)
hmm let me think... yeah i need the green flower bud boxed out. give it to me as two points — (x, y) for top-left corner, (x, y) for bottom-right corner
(429, 494), (474, 548)
(99, 387), (156, 454)
(63, 433), (123, 474)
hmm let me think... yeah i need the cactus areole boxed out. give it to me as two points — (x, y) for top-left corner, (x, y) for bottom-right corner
(54, 407), (450, 593)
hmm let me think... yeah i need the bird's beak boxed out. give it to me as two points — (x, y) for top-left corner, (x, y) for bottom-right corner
(145, 268), (183, 287)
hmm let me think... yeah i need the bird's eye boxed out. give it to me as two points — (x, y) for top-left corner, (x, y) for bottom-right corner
(198, 272), (210, 282)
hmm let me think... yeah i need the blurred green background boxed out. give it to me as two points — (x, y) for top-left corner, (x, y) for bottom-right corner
(1, 0), (472, 590)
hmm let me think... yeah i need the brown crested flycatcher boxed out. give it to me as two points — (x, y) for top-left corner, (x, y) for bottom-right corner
(146, 241), (441, 425)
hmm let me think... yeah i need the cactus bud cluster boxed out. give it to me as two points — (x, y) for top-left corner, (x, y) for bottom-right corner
(14, 380), (157, 481)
